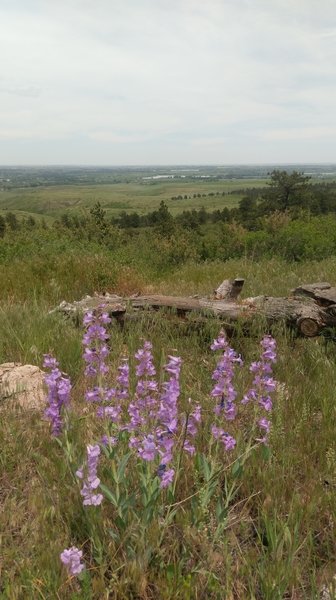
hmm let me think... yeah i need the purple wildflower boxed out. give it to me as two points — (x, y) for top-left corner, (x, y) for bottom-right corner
(43, 354), (71, 437)
(211, 425), (236, 451)
(76, 444), (103, 506)
(83, 309), (126, 428)
(242, 335), (277, 444)
(127, 342), (159, 454)
(60, 546), (85, 576)
(210, 334), (226, 350)
(135, 341), (157, 377)
(138, 434), (157, 461)
(155, 355), (182, 477)
(101, 434), (117, 447)
(158, 466), (175, 489)
(210, 332), (242, 450)
(183, 402), (201, 456)
(116, 359), (129, 401)
(82, 308), (111, 378)
(211, 331), (242, 421)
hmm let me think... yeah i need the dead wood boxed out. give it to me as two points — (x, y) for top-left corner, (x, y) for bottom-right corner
(52, 278), (336, 338)
(214, 278), (245, 300)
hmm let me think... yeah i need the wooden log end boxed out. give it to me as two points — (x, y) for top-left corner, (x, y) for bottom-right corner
(297, 317), (321, 337)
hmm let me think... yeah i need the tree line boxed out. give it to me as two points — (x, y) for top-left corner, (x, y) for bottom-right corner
(1, 170), (336, 240)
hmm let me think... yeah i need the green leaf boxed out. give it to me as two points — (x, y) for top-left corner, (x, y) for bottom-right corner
(231, 460), (243, 478)
(261, 445), (271, 461)
(216, 499), (228, 523)
(198, 453), (211, 481)
(115, 515), (127, 532)
(166, 564), (175, 581)
(167, 489), (175, 504)
(100, 483), (117, 506)
(117, 452), (132, 481)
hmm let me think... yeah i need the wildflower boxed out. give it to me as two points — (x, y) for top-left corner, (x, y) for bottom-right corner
(183, 402), (201, 456)
(116, 358), (129, 401)
(157, 355), (181, 436)
(242, 335), (277, 443)
(211, 425), (236, 451)
(138, 434), (157, 461)
(76, 444), (103, 506)
(60, 546), (85, 576)
(83, 309), (126, 428)
(43, 354), (71, 437)
(82, 308), (111, 378)
(210, 332), (242, 449)
(211, 331), (242, 422)
(156, 355), (182, 469)
(127, 341), (158, 450)
(101, 434), (117, 447)
(157, 464), (175, 488)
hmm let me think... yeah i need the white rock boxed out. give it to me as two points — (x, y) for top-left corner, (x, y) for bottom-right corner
(0, 362), (46, 410)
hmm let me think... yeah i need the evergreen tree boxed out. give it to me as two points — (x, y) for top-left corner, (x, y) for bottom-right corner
(0, 215), (6, 238)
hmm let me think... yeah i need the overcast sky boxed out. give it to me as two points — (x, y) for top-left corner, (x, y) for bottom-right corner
(0, 0), (336, 165)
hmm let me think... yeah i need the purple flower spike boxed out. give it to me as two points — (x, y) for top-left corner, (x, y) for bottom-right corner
(158, 464), (175, 488)
(43, 354), (59, 369)
(82, 310), (110, 378)
(138, 434), (157, 461)
(211, 332), (242, 421)
(135, 341), (157, 378)
(242, 335), (277, 444)
(211, 425), (236, 451)
(183, 401), (201, 456)
(210, 331), (242, 450)
(60, 546), (85, 576)
(117, 359), (129, 401)
(210, 334), (226, 350)
(127, 341), (159, 451)
(43, 355), (71, 437)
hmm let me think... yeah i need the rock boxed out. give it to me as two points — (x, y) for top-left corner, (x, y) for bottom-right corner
(0, 362), (46, 410)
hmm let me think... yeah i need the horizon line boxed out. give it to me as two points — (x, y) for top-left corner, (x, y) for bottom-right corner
(1, 162), (336, 168)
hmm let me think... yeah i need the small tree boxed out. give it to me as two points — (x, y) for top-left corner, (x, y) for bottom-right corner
(154, 201), (174, 236)
(262, 170), (312, 213)
(89, 202), (108, 238)
(5, 212), (19, 230)
(0, 215), (6, 238)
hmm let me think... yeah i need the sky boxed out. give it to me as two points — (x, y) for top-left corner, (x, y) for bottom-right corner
(0, 0), (336, 165)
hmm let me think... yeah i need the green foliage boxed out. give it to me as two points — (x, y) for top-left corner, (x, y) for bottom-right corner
(0, 214), (5, 238)
(262, 169), (312, 212)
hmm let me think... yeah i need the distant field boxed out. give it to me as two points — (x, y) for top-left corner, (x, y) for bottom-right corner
(0, 178), (268, 219)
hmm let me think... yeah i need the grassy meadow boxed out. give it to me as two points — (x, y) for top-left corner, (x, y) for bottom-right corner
(0, 178), (266, 221)
(1, 174), (336, 599)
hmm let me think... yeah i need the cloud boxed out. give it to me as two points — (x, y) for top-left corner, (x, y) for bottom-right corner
(262, 127), (336, 141)
(0, 0), (335, 163)
(0, 84), (41, 98)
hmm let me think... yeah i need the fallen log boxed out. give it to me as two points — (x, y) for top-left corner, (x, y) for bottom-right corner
(52, 278), (336, 338)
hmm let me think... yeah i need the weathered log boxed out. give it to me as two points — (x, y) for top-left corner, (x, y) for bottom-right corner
(243, 295), (327, 335)
(52, 279), (336, 337)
